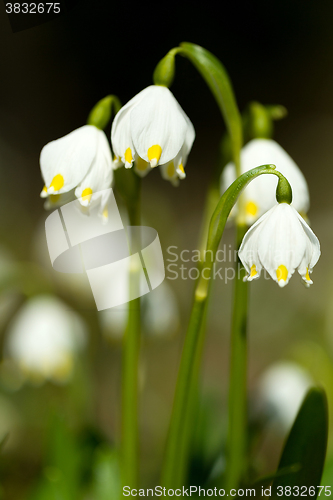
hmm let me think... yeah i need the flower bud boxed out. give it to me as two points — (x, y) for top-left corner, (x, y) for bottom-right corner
(153, 49), (179, 88)
(87, 95), (121, 130)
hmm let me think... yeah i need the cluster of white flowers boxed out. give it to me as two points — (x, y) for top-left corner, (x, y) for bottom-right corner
(40, 85), (320, 288)
(40, 85), (195, 216)
(220, 139), (321, 287)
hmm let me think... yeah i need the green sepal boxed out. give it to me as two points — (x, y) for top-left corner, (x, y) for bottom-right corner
(272, 388), (328, 497)
(265, 104), (288, 121)
(243, 101), (274, 140)
(153, 48), (180, 88)
(87, 95), (121, 130)
(276, 173), (292, 204)
(242, 102), (288, 142)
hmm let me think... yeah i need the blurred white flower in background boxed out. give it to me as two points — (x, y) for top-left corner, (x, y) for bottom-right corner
(4, 295), (87, 385)
(256, 361), (313, 433)
(239, 203), (320, 287)
(220, 139), (310, 225)
(99, 282), (180, 340)
(40, 125), (114, 218)
(111, 85), (195, 185)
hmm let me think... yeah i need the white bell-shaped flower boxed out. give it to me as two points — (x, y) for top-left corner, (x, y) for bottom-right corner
(111, 85), (195, 184)
(220, 139), (310, 224)
(4, 295), (87, 384)
(238, 203), (320, 287)
(40, 125), (114, 210)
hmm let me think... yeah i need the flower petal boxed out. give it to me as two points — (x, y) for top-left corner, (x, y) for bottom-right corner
(130, 85), (188, 166)
(111, 87), (151, 168)
(40, 125), (99, 194)
(74, 130), (113, 207)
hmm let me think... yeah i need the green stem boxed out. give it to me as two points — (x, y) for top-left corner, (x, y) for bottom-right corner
(225, 223), (249, 490)
(121, 178), (141, 490)
(162, 285), (208, 489)
(162, 165), (287, 489)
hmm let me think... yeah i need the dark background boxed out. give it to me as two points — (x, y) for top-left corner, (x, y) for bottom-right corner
(2, 0), (333, 216)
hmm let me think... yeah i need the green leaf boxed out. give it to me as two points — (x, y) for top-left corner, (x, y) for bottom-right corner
(178, 42), (242, 172)
(272, 388), (328, 498)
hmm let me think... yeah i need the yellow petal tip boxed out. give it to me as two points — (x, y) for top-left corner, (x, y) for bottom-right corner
(148, 144), (162, 167)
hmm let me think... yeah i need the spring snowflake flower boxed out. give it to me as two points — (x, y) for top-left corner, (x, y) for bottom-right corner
(239, 203), (320, 287)
(4, 295), (87, 384)
(220, 139), (309, 224)
(40, 125), (114, 214)
(111, 85), (195, 185)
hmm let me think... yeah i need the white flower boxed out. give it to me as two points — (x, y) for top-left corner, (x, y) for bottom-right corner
(239, 203), (320, 287)
(111, 85), (195, 184)
(256, 362), (313, 432)
(4, 295), (87, 384)
(220, 139), (309, 224)
(40, 125), (114, 212)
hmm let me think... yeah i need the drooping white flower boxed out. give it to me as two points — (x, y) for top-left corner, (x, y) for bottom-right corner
(256, 361), (313, 432)
(111, 85), (195, 184)
(40, 125), (114, 212)
(239, 203), (320, 287)
(220, 139), (310, 224)
(4, 295), (87, 384)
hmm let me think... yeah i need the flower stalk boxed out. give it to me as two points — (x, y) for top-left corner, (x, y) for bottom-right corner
(119, 169), (142, 490)
(225, 223), (249, 490)
(162, 165), (291, 488)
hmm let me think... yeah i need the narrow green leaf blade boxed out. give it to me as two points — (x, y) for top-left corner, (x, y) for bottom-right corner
(272, 388), (328, 498)
(179, 42), (242, 169)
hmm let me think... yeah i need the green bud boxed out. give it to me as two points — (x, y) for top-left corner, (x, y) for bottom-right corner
(87, 95), (121, 130)
(276, 172), (293, 205)
(153, 48), (180, 88)
(265, 104), (288, 121)
(244, 101), (273, 140)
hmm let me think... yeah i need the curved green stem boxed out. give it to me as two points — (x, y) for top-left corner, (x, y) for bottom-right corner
(162, 165), (290, 488)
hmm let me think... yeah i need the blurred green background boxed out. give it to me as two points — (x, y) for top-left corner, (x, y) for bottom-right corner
(1, 0), (333, 497)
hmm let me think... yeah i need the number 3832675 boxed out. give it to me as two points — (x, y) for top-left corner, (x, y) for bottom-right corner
(5, 3), (60, 14)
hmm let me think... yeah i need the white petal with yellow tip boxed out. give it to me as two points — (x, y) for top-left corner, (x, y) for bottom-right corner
(40, 125), (100, 195)
(130, 85), (188, 166)
(74, 130), (113, 207)
(239, 203), (320, 287)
